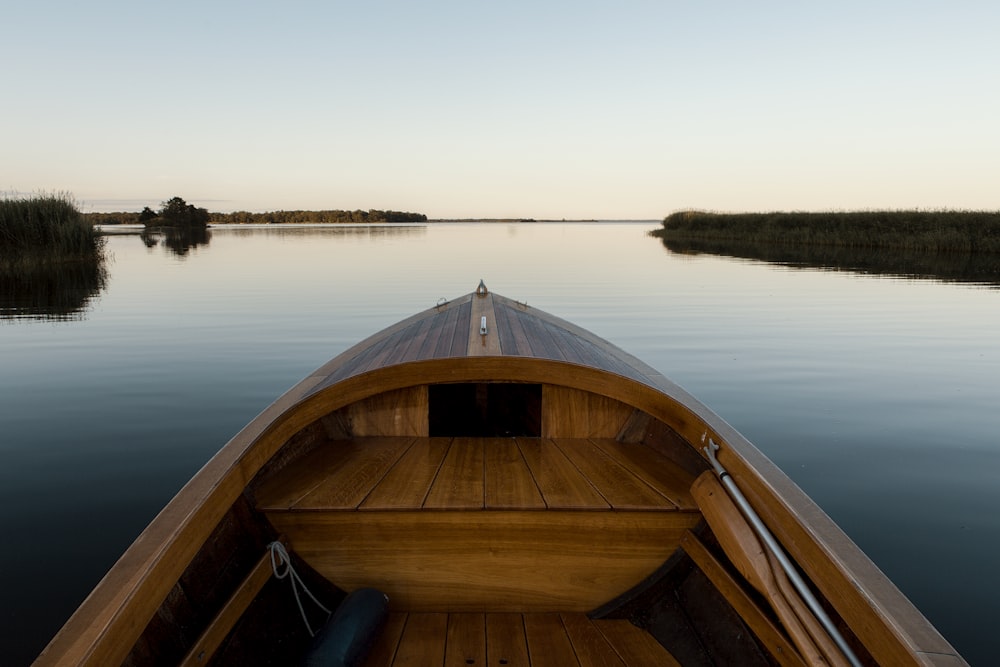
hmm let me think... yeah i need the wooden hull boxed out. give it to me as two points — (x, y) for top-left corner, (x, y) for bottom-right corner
(35, 287), (966, 666)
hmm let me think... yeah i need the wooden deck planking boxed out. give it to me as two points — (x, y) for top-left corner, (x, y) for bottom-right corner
(494, 300), (535, 356)
(444, 613), (486, 667)
(259, 437), (696, 513)
(391, 613), (448, 667)
(364, 613), (676, 667)
(362, 612), (407, 667)
(486, 613), (530, 666)
(484, 438), (546, 509)
(468, 292), (502, 356)
(551, 438), (677, 510)
(361, 438), (452, 510)
(589, 438), (698, 510)
(595, 619), (682, 667)
(559, 614), (627, 667)
(515, 438), (609, 509)
(289, 437), (414, 510)
(523, 613), (578, 667)
(423, 438), (485, 509)
(447, 301), (474, 358)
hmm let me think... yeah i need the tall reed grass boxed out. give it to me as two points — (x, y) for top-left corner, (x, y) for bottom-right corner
(656, 210), (1000, 254)
(0, 194), (105, 265)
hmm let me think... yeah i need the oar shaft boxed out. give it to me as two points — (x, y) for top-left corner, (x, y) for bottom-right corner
(704, 439), (863, 667)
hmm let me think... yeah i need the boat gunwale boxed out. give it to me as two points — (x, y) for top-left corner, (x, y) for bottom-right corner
(34, 347), (963, 666)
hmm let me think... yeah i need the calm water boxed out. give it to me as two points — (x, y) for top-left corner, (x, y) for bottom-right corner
(2, 223), (998, 665)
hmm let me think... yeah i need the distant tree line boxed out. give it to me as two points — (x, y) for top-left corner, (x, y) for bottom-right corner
(86, 206), (426, 225)
(208, 209), (428, 224)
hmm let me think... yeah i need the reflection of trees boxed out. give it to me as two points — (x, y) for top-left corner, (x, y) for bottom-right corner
(140, 226), (212, 257)
(0, 256), (108, 321)
(657, 236), (1000, 287)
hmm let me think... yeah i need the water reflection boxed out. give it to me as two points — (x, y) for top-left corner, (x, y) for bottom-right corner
(658, 236), (1000, 286)
(140, 226), (212, 257)
(0, 258), (108, 321)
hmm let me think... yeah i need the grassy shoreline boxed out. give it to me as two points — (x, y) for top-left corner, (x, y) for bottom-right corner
(654, 210), (1000, 254)
(1, 195), (105, 266)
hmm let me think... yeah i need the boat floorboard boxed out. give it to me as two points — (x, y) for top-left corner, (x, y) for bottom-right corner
(364, 612), (681, 667)
(255, 436), (698, 512)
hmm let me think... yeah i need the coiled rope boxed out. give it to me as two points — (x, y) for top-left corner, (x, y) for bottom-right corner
(268, 541), (331, 637)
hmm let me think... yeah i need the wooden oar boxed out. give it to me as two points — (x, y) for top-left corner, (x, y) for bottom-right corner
(766, 547), (850, 667)
(691, 471), (829, 666)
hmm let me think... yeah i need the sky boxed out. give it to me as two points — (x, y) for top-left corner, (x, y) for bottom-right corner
(4, 1), (999, 219)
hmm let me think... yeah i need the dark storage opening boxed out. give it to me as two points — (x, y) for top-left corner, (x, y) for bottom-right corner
(428, 383), (542, 437)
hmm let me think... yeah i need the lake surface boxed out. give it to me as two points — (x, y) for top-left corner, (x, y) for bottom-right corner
(3, 222), (998, 665)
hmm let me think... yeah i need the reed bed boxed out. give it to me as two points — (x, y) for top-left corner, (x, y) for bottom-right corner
(656, 210), (1000, 254)
(0, 195), (105, 265)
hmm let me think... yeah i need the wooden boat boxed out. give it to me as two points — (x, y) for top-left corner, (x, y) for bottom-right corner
(36, 282), (965, 666)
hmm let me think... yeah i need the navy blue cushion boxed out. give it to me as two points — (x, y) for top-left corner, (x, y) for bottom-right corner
(304, 588), (389, 667)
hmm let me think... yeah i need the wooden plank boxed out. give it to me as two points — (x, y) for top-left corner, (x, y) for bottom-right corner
(392, 613), (448, 667)
(541, 386), (633, 438)
(485, 614), (530, 666)
(523, 613), (578, 667)
(445, 614), (486, 667)
(179, 551), (273, 667)
(590, 438), (698, 510)
(362, 612), (407, 667)
(468, 292), (502, 356)
(424, 437), (485, 509)
(680, 530), (806, 667)
(347, 386), (429, 437)
(559, 614), (626, 667)
(593, 619), (682, 667)
(361, 438), (452, 510)
(484, 438), (545, 509)
(253, 441), (354, 510)
(291, 437), (415, 510)
(266, 510), (697, 611)
(493, 299), (534, 356)
(552, 439), (675, 510)
(515, 438), (609, 509)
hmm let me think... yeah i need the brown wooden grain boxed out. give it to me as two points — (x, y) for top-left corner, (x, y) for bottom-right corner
(551, 438), (674, 510)
(483, 438), (545, 510)
(361, 437), (452, 510)
(361, 612), (407, 667)
(523, 613), (577, 667)
(515, 438), (609, 509)
(558, 613), (626, 667)
(593, 619), (682, 667)
(485, 614), (529, 666)
(392, 613), (448, 667)
(445, 613), (486, 667)
(265, 510), (697, 612)
(424, 437), (485, 509)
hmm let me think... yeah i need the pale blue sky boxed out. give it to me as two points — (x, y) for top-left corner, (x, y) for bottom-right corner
(4, 1), (998, 218)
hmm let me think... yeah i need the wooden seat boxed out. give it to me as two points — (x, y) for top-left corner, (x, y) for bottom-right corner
(255, 437), (700, 612)
(363, 613), (681, 667)
(255, 436), (697, 512)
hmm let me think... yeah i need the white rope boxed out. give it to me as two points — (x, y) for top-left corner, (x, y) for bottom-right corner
(269, 541), (331, 637)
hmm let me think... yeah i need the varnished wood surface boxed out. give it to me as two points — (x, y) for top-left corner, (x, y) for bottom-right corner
(36, 287), (966, 667)
(267, 510), (699, 611)
(363, 613), (678, 667)
(256, 437), (695, 512)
